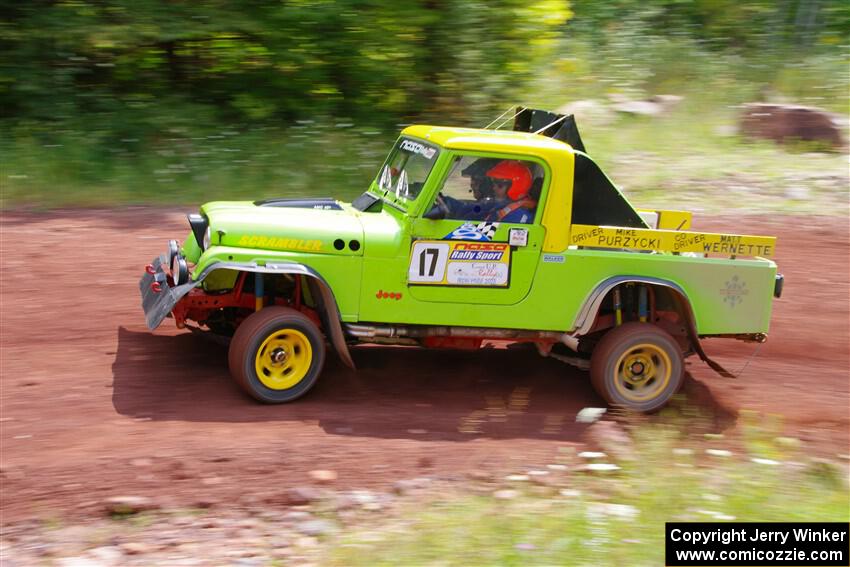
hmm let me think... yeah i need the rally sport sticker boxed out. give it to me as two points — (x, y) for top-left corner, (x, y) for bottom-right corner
(408, 240), (510, 287)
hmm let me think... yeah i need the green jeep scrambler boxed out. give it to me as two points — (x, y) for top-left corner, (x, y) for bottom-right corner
(140, 108), (783, 412)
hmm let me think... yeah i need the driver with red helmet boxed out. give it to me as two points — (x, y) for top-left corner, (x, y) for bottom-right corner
(484, 160), (537, 224)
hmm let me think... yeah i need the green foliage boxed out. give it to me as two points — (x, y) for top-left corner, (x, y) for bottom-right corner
(568, 0), (850, 51)
(1, 1), (847, 209)
(0, 0), (571, 125)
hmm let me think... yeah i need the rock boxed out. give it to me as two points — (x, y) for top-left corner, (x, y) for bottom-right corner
(580, 463), (621, 473)
(493, 489), (519, 500)
(648, 94), (683, 110)
(576, 407), (607, 424)
(336, 490), (382, 510)
(556, 100), (615, 126)
(585, 420), (635, 461)
(277, 487), (322, 506)
(308, 469), (337, 484)
(705, 449), (733, 458)
(296, 519), (338, 537)
(129, 458), (152, 467)
(504, 474), (529, 482)
(613, 100), (664, 117)
(785, 186), (810, 200)
(332, 494), (359, 511)
(337, 489), (388, 511)
(739, 103), (846, 150)
(578, 451), (606, 460)
(103, 496), (156, 516)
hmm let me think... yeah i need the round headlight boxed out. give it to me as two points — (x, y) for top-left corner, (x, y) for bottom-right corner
(173, 257), (189, 285)
(203, 226), (212, 250)
(167, 239), (180, 266)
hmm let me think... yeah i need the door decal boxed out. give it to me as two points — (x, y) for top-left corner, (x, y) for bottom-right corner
(443, 222), (500, 241)
(409, 240), (511, 287)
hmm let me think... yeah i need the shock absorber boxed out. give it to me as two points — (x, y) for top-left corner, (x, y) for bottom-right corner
(255, 273), (264, 312)
(613, 287), (623, 326)
(638, 285), (648, 322)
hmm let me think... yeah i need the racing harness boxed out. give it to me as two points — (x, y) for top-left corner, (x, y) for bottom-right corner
(488, 199), (537, 222)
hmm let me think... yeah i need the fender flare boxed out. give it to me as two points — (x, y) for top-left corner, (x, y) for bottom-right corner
(192, 261), (355, 369)
(571, 276), (734, 378)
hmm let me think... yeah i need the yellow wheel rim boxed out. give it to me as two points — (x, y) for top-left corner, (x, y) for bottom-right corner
(613, 343), (672, 402)
(254, 329), (313, 390)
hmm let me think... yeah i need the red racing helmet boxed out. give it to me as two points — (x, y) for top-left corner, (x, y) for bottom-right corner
(486, 160), (533, 200)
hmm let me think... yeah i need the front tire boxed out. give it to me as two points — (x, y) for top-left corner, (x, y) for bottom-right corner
(590, 322), (684, 412)
(228, 307), (326, 403)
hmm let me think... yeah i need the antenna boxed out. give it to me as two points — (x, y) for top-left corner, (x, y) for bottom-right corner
(483, 106), (526, 130)
(493, 107), (527, 130)
(483, 106), (514, 129)
(533, 113), (568, 135)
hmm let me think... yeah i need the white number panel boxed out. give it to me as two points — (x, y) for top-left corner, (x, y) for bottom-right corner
(408, 241), (450, 283)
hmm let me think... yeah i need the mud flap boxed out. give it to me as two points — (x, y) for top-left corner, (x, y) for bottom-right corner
(681, 302), (735, 379)
(139, 254), (198, 330)
(697, 348), (736, 378)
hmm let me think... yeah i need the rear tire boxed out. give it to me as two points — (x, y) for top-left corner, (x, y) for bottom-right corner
(590, 322), (683, 412)
(228, 307), (326, 403)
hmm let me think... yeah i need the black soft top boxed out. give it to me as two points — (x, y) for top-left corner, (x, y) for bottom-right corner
(513, 108), (647, 229)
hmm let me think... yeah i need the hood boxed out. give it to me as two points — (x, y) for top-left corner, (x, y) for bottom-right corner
(201, 199), (365, 256)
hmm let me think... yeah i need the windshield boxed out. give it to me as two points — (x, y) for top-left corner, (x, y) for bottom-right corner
(373, 138), (440, 203)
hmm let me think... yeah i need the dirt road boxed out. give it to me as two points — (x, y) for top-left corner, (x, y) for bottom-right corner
(1, 210), (847, 522)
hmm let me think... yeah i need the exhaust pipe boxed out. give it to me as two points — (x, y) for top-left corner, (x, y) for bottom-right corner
(344, 323), (581, 352)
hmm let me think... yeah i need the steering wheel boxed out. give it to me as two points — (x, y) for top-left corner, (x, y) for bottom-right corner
(435, 192), (451, 217)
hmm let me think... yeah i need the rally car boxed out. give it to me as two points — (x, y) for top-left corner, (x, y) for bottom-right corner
(140, 107), (783, 412)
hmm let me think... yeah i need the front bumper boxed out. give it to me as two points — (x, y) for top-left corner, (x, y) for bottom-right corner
(139, 252), (197, 330)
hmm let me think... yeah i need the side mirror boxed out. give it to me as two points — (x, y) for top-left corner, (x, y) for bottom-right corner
(378, 165), (392, 192)
(423, 204), (446, 220)
(395, 170), (409, 198)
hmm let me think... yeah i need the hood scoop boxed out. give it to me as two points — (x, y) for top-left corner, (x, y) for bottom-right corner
(254, 197), (343, 211)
